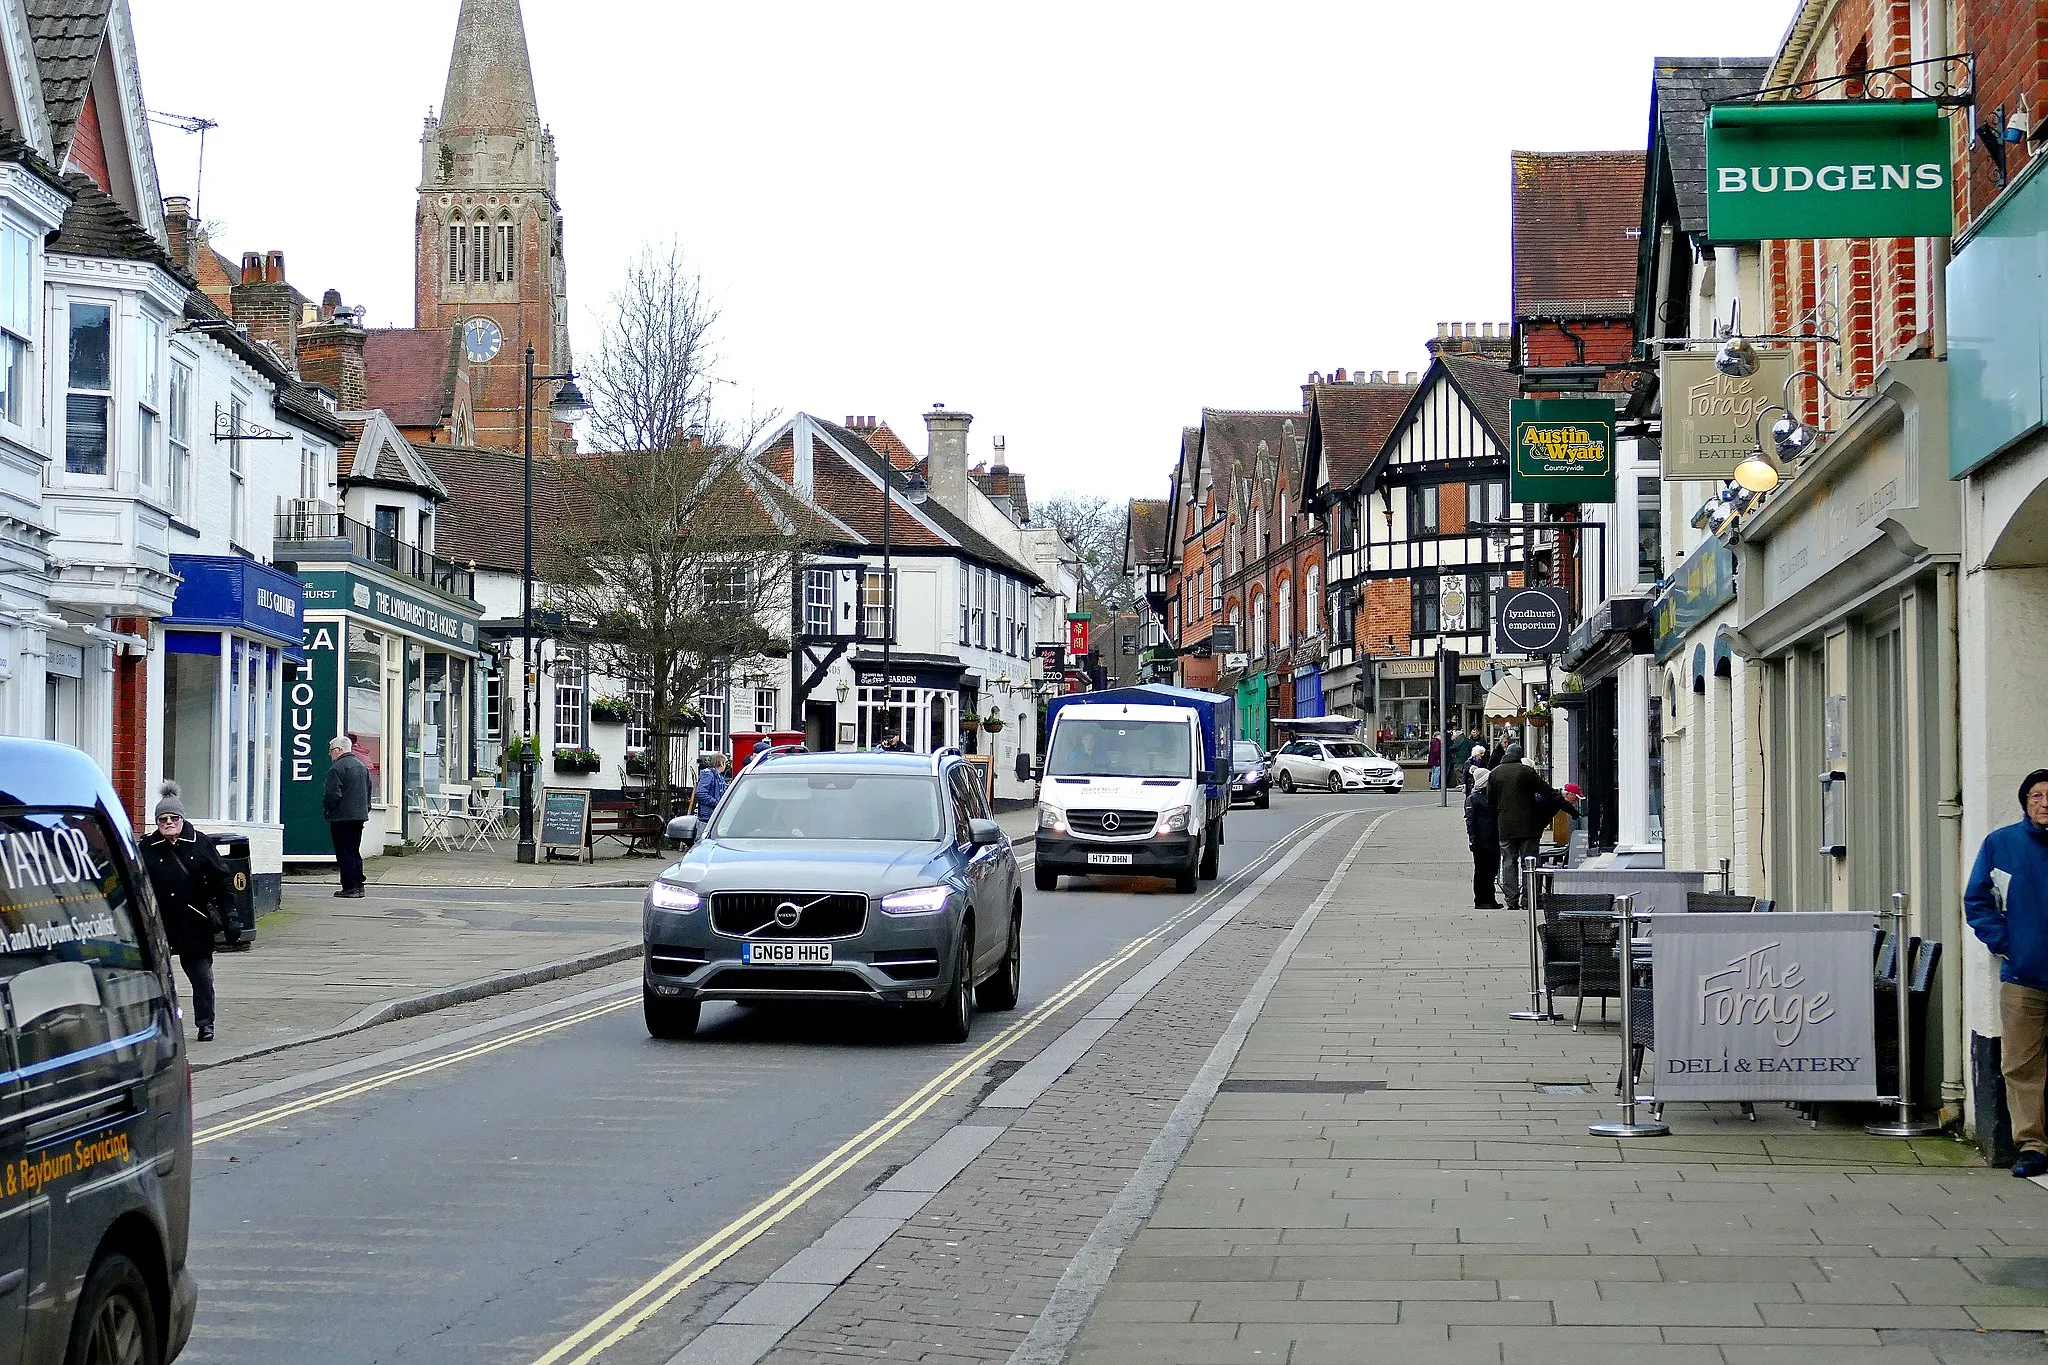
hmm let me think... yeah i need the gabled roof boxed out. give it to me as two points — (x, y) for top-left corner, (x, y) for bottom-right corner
(339, 410), (450, 501)
(1123, 498), (1169, 573)
(424, 444), (570, 573)
(1302, 379), (1419, 497)
(25, 0), (108, 165)
(1511, 150), (1645, 317)
(755, 415), (1040, 581)
(1355, 355), (1517, 495)
(969, 463), (1029, 522)
(364, 328), (457, 430)
(1649, 58), (1772, 236)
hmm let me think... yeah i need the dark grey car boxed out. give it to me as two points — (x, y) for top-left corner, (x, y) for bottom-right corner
(643, 751), (1023, 1042)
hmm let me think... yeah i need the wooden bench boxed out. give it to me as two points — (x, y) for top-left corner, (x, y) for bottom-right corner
(589, 801), (662, 854)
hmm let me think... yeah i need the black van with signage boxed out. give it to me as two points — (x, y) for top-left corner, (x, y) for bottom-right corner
(0, 738), (196, 1363)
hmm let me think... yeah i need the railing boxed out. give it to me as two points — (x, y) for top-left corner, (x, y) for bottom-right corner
(275, 507), (476, 600)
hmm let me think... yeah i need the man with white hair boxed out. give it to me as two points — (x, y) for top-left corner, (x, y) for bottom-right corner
(322, 735), (373, 898)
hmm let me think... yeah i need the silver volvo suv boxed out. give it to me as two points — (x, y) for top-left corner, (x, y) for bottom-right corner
(643, 750), (1023, 1042)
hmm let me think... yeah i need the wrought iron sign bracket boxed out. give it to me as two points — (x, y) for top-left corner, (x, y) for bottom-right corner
(1735, 53), (1975, 110)
(213, 404), (294, 443)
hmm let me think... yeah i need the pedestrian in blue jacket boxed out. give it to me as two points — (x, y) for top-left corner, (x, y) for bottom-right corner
(1965, 767), (2048, 1176)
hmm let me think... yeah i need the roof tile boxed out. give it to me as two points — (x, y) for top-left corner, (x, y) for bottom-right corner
(1511, 150), (1646, 317)
(364, 328), (456, 429)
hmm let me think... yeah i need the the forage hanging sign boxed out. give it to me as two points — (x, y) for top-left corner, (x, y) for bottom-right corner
(1706, 100), (1953, 241)
(1509, 397), (1615, 504)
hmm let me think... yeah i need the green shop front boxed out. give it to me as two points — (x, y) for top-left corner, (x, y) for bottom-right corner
(1234, 671), (1269, 747)
(282, 567), (484, 861)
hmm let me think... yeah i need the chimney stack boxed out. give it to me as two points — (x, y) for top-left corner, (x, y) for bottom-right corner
(162, 196), (198, 278)
(296, 289), (366, 410)
(991, 435), (1009, 474)
(231, 250), (298, 363)
(923, 404), (973, 514)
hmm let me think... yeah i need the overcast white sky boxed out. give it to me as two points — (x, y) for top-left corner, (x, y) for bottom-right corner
(131, 1), (1796, 506)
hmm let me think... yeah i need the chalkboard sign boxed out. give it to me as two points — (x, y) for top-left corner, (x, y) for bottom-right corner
(540, 787), (592, 861)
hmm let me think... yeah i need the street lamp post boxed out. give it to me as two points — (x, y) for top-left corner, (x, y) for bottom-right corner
(516, 342), (589, 864)
(877, 461), (928, 745)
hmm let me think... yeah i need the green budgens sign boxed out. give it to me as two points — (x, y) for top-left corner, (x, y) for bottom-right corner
(1706, 100), (1953, 241)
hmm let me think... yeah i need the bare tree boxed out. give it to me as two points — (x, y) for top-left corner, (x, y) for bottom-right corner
(544, 441), (822, 817)
(1036, 493), (1138, 618)
(581, 240), (722, 453)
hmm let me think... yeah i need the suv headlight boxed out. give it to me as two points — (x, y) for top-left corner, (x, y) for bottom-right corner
(1038, 803), (1067, 833)
(1157, 805), (1191, 835)
(649, 881), (700, 912)
(880, 885), (952, 916)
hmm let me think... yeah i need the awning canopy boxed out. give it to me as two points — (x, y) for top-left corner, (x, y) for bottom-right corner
(1483, 675), (1524, 721)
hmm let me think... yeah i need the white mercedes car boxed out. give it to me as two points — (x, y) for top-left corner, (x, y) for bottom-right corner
(1270, 738), (1405, 794)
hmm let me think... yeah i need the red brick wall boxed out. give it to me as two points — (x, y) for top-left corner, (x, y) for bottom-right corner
(1959, 0), (2048, 224)
(1521, 320), (1635, 368)
(1440, 484), (1468, 537)
(71, 89), (110, 192)
(110, 619), (149, 826)
(1362, 579), (1411, 656)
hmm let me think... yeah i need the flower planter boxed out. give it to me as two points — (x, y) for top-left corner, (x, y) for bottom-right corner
(982, 719), (1006, 734)
(590, 708), (632, 726)
(553, 750), (601, 774)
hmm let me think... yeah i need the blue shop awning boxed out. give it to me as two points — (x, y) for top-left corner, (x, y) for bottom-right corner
(168, 555), (305, 658)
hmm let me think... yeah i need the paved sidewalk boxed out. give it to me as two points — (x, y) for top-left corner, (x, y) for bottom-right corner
(1065, 807), (2043, 1364)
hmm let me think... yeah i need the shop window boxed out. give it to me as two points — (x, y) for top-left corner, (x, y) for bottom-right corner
(136, 314), (161, 489)
(1636, 476), (1663, 584)
(168, 360), (192, 518)
(226, 638), (245, 821)
(0, 222), (30, 427)
(345, 627), (385, 803)
(64, 301), (111, 476)
(553, 644), (586, 749)
(1408, 485), (1439, 536)
(1411, 572), (1440, 636)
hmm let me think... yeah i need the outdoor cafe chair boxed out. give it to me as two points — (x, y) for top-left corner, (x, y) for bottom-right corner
(1540, 892), (1616, 1018)
(1685, 890), (1759, 913)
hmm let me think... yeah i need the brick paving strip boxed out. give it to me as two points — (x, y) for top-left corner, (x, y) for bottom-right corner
(666, 801), (2048, 1365)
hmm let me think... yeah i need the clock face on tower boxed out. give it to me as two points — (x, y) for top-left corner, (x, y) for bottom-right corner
(462, 316), (504, 364)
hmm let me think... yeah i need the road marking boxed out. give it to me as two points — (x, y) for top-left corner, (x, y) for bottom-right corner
(527, 811), (1352, 1365)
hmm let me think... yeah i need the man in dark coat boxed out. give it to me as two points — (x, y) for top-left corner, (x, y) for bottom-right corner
(1464, 762), (1502, 908)
(1487, 744), (1577, 912)
(323, 736), (372, 898)
(139, 782), (231, 1041)
(1966, 768), (2048, 1176)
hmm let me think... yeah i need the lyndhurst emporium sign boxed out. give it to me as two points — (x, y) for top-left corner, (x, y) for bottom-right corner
(1705, 100), (1953, 241)
(1509, 397), (1616, 505)
(1661, 349), (1794, 480)
(1651, 911), (1877, 1103)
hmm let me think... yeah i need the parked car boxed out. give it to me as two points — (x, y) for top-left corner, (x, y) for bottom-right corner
(0, 738), (198, 1364)
(1228, 740), (1270, 808)
(1270, 738), (1405, 793)
(644, 749), (1022, 1043)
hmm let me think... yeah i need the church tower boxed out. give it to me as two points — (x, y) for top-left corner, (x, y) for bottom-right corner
(415, 0), (572, 454)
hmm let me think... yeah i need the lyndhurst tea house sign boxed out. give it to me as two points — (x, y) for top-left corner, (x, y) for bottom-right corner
(1651, 911), (1877, 1103)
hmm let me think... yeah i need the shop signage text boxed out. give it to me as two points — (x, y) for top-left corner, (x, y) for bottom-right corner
(167, 554), (305, 649)
(1509, 398), (1616, 504)
(1705, 100), (1953, 241)
(1654, 535), (1737, 662)
(300, 570), (480, 654)
(280, 620), (341, 859)
(1066, 614), (1091, 657)
(1652, 912), (1877, 1103)
(1661, 350), (1795, 480)
(1494, 586), (1571, 656)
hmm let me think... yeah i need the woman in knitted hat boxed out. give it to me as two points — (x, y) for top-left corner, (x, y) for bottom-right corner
(139, 781), (234, 1041)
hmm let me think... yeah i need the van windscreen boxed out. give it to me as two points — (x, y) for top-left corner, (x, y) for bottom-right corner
(1047, 719), (1193, 779)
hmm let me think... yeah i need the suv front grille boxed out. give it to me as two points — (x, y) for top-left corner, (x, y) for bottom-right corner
(1066, 808), (1158, 838)
(710, 892), (867, 939)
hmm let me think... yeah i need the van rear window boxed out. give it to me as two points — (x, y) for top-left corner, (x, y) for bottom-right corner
(0, 810), (156, 1084)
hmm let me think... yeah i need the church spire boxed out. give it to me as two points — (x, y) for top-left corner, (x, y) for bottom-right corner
(439, 0), (539, 137)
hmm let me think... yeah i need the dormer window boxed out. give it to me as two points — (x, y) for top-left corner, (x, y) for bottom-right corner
(64, 301), (112, 476)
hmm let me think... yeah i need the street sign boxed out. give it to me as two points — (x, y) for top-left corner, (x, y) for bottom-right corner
(1035, 642), (1065, 674)
(1509, 398), (1616, 504)
(1661, 350), (1795, 480)
(1706, 100), (1952, 241)
(1652, 911), (1877, 1103)
(1495, 586), (1571, 656)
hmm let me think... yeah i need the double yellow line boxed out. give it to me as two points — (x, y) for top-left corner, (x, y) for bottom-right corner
(529, 811), (1348, 1365)
(194, 996), (635, 1146)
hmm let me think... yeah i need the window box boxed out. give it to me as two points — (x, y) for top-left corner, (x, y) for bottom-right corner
(553, 747), (601, 774)
(590, 697), (633, 725)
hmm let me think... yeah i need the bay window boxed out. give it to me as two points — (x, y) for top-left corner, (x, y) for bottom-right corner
(65, 301), (112, 476)
(137, 314), (161, 490)
(0, 223), (30, 427)
(168, 359), (193, 517)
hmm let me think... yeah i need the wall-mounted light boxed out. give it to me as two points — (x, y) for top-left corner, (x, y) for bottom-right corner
(835, 679), (850, 702)
(1732, 451), (1781, 494)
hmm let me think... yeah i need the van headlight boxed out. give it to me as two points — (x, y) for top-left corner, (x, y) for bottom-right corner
(1157, 805), (1191, 835)
(1038, 803), (1067, 833)
(881, 885), (952, 916)
(649, 881), (700, 912)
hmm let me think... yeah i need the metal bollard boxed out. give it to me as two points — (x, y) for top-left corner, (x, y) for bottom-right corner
(1589, 893), (1669, 1138)
(1509, 857), (1561, 1022)
(1720, 857), (1732, 893)
(1866, 891), (1942, 1138)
